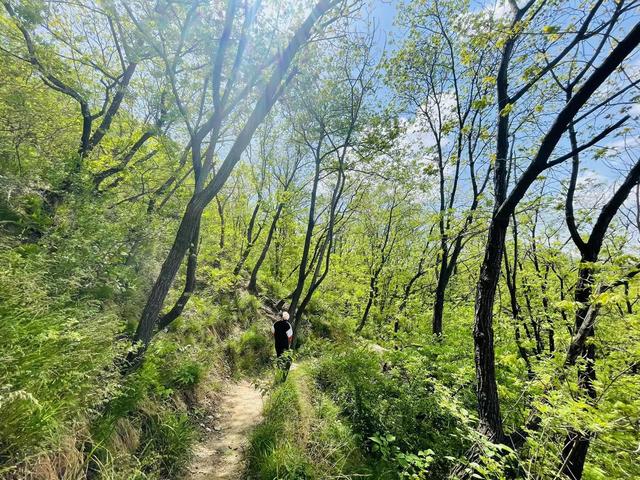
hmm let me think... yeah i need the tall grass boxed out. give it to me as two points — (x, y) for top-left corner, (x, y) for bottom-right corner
(246, 365), (374, 479)
(0, 237), (266, 478)
(0, 248), (125, 469)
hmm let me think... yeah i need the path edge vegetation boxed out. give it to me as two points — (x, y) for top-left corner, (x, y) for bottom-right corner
(1, 0), (640, 478)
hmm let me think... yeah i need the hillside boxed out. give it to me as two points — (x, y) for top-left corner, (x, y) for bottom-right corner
(1, 1), (640, 479)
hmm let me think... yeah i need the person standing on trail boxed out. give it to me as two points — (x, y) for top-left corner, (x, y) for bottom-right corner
(272, 311), (293, 357)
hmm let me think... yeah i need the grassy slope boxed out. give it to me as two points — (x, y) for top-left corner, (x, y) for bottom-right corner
(246, 362), (390, 480)
(0, 261), (274, 480)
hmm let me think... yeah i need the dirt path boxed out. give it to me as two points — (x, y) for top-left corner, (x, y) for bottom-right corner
(185, 380), (264, 480)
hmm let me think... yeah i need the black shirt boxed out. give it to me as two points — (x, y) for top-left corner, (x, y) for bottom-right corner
(272, 320), (293, 352)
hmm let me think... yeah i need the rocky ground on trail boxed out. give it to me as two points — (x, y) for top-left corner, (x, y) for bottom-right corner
(184, 380), (264, 480)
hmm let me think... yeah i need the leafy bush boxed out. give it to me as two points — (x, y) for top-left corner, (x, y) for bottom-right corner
(236, 290), (261, 325)
(313, 345), (474, 478)
(168, 360), (204, 389)
(258, 274), (288, 301)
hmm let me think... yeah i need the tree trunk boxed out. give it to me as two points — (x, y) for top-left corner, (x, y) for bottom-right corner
(560, 259), (597, 479)
(560, 149), (640, 478)
(356, 273), (378, 333)
(217, 196), (226, 250)
(395, 252), (427, 334)
(473, 215), (508, 443)
(432, 267), (448, 336)
(289, 159), (320, 322)
(234, 200), (261, 275)
(503, 236), (534, 378)
(294, 233), (330, 326)
(472, 35), (511, 440)
(128, 198), (204, 362)
(248, 203), (283, 293)
(290, 162), (345, 341)
(157, 219), (201, 331)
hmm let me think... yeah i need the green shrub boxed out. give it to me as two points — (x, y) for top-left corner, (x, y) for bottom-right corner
(225, 326), (272, 375)
(313, 345), (387, 436)
(253, 445), (316, 480)
(313, 345), (474, 478)
(168, 360), (204, 389)
(247, 372), (313, 479)
(309, 316), (334, 339)
(206, 306), (235, 340)
(236, 290), (261, 324)
(89, 342), (208, 479)
(258, 274), (288, 300)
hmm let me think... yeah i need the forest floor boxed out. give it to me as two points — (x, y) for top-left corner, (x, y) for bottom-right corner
(184, 379), (264, 480)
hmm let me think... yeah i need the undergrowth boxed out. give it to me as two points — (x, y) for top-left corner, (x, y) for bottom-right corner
(247, 364), (381, 480)
(0, 228), (271, 479)
(246, 337), (488, 480)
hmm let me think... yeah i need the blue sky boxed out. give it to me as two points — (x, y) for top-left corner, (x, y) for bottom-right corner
(363, 0), (640, 190)
(368, 0), (399, 47)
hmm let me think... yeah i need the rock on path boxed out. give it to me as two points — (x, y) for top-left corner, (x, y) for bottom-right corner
(185, 380), (264, 480)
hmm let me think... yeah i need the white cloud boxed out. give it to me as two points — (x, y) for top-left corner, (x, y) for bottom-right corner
(490, 0), (515, 20)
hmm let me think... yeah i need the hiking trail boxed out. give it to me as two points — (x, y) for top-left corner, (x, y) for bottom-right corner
(185, 379), (264, 480)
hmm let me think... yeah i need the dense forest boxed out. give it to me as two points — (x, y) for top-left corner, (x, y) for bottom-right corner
(1, 0), (640, 479)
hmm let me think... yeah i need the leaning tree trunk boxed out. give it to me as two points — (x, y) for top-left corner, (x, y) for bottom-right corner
(157, 219), (201, 331)
(356, 271), (379, 333)
(129, 197), (205, 360)
(212, 196), (226, 268)
(248, 204), (283, 293)
(472, 58), (511, 442)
